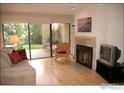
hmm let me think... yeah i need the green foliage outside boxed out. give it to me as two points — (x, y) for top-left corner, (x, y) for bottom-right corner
(4, 24), (43, 48)
(4, 23), (28, 45)
(23, 44), (43, 49)
(4, 23), (62, 50)
(47, 24), (61, 44)
(30, 25), (42, 44)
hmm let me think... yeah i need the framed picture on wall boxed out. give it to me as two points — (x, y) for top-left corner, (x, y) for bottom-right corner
(78, 17), (92, 32)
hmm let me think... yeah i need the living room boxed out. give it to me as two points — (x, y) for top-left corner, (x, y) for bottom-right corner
(0, 4), (124, 85)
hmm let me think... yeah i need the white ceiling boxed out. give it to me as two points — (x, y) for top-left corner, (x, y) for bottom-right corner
(1, 4), (86, 16)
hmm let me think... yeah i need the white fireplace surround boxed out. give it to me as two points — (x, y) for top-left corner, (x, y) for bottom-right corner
(75, 36), (96, 70)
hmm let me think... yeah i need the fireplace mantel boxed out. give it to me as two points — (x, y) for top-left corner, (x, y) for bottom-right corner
(75, 36), (96, 70)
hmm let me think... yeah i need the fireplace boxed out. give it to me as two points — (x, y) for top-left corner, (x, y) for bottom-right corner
(76, 44), (93, 69)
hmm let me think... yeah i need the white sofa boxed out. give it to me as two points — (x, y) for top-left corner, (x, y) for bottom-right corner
(0, 48), (36, 85)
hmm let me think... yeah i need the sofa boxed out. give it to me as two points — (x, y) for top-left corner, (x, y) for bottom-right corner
(0, 48), (36, 85)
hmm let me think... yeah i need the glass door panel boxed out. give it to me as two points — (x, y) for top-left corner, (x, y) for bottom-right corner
(29, 24), (51, 59)
(3, 23), (30, 59)
(52, 23), (70, 56)
(3, 23), (70, 59)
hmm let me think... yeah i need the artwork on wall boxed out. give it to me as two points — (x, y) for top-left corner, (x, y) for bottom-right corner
(78, 17), (92, 32)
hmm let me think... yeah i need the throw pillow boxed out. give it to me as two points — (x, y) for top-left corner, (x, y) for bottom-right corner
(9, 50), (22, 64)
(17, 49), (27, 60)
(57, 51), (66, 54)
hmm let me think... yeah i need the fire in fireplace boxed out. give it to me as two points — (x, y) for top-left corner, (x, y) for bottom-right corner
(76, 44), (93, 69)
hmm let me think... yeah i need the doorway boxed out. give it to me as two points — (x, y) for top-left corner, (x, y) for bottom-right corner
(29, 24), (51, 59)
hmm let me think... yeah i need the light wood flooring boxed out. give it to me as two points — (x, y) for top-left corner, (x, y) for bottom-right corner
(29, 58), (107, 85)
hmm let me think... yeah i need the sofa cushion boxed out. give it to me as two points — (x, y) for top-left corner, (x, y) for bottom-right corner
(2, 47), (13, 54)
(11, 59), (30, 67)
(9, 50), (22, 64)
(1, 66), (36, 85)
(0, 51), (12, 69)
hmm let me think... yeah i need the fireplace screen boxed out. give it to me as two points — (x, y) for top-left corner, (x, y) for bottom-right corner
(76, 44), (93, 69)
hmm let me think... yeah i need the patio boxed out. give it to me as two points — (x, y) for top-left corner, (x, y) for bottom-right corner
(26, 45), (56, 59)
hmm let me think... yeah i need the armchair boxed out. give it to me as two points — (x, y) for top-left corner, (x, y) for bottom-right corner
(54, 42), (70, 63)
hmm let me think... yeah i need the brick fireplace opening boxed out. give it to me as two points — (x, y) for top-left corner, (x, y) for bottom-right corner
(76, 44), (93, 69)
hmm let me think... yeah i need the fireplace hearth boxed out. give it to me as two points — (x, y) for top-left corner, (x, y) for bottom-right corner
(76, 44), (93, 69)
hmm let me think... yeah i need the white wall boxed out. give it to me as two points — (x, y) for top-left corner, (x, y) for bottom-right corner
(106, 5), (124, 63)
(74, 4), (124, 63)
(61, 24), (69, 42)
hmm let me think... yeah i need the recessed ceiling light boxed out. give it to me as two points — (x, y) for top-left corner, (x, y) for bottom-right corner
(71, 7), (75, 10)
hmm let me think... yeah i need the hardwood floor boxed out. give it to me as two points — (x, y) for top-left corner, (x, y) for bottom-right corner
(29, 58), (107, 85)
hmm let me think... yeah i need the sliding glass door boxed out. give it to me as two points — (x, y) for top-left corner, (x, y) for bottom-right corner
(29, 24), (51, 59)
(3, 23), (30, 59)
(3, 23), (70, 59)
(29, 23), (70, 58)
(51, 23), (70, 56)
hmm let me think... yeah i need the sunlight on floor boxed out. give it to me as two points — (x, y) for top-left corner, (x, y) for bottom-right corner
(29, 59), (44, 77)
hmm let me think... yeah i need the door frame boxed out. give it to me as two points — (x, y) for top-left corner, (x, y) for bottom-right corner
(2, 23), (71, 60)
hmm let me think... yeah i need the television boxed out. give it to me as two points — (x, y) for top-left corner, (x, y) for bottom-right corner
(99, 43), (121, 66)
